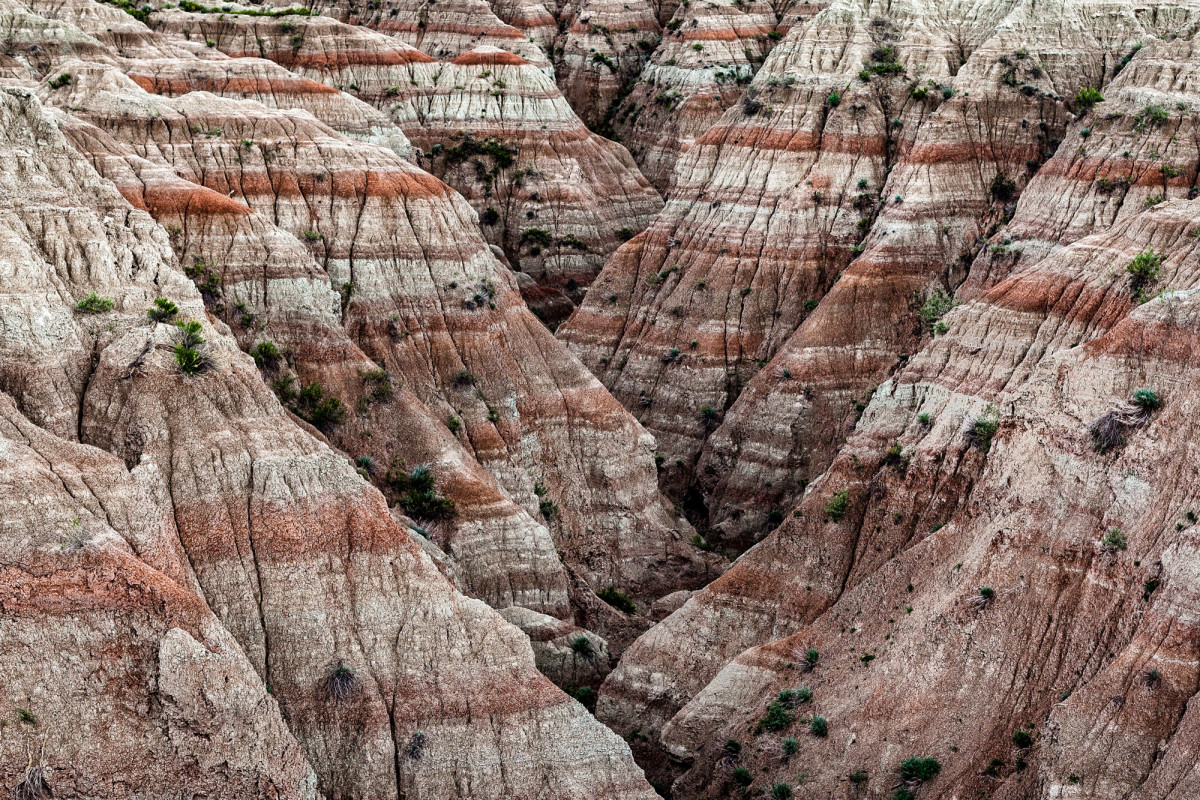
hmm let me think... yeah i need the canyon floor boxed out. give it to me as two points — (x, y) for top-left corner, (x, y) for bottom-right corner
(1, 0), (1199, 798)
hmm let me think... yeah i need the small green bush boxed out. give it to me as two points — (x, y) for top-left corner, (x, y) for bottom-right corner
(293, 382), (346, 430)
(825, 489), (850, 520)
(76, 292), (114, 314)
(731, 767), (753, 787)
(898, 757), (941, 783)
(782, 737), (799, 756)
(1127, 249), (1163, 292)
(1012, 729), (1033, 748)
(571, 636), (595, 659)
(49, 73), (72, 89)
(250, 340), (282, 369)
(848, 768), (868, 784)
(1132, 388), (1161, 411)
(1103, 528), (1127, 550)
(771, 783), (793, 800)
(147, 297), (179, 322)
(598, 586), (636, 614)
(1073, 86), (1103, 111)
(979, 586), (995, 600)
(756, 701), (794, 733)
(826, 91), (841, 107)
(809, 715), (828, 737)
(918, 289), (956, 332)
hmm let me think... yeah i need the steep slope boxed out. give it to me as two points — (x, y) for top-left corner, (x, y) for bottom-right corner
(152, 7), (663, 300)
(654, 196), (1200, 799)
(589, 0), (1200, 779)
(0, 392), (318, 798)
(0, 83), (658, 799)
(606, 0), (792, 190)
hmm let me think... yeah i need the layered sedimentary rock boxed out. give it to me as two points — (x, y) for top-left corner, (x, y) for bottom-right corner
(302, 0), (549, 65)
(552, 0), (659, 128)
(0, 393), (318, 798)
(651, 196), (1200, 799)
(591, 0), (1200, 783)
(607, 0), (783, 190)
(0, 82), (659, 799)
(151, 9), (664, 298)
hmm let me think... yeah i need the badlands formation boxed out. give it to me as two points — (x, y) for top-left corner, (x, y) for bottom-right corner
(0, 0), (1199, 797)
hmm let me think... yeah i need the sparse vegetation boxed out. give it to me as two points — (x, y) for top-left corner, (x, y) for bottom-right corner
(782, 737), (799, 756)
(250, 340), (282, 370)
(898, 757), (941, 783)
(174, 321), (210, 375)
(825, 489), (850, 520)
(384, 464), (455, 520)
(147, 297), (179, 322)
(810, 716), (828, 737)
(770, 783), (793, 800)
(76, 292), (114, 314)
(965, 413), (999, 452)
(598, 586), (637, 614)
(1127, 248), (1163, 297)
(1072, 86), (1103, 112)
(292, 382), (345, 430)
(918, 289), (956, 332)
(1012, 729), (1033, 748)
(323, 662), (359, 702)
(732, 767), (753, 787)
(49, 73), (72, 89)
(1103, 528), (1127, 551)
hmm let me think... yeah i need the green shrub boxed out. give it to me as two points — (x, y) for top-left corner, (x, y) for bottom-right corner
(826, 91), (841, 107)
(918, 289), (956, 332)
(1134, 103), (1169, 129)
(1132, 388), (1161, 410)
(76, 292), (114, 314)
(968, 415), (999, 452)
(571, 636), (595, 659)
(385, 464), (454, 520)
(481, 206), (500, 225)
(898, 757), (941, 783)
(250, 340), (282, 369)
(1073, 86), (1103, 111)
(757, 701), (794, 733)
(771, 783), (793, 800)
(979, 586), (995, 600)
(848, 768), (868, 784)
(1103, 528), (1127, 550)
(147, 297), (179, 322)
(520, 228), (553, 248)
(731, 767), (753, 787)
(17, 708), (36, 725)
(293, 382), (346, 430)
(598, 586), (637, 614)
(809, 715), (828, 737)
(49, 73), (72, 89)
(804, 648), (819, 667)
(539, 498), (559, 519)
(723, 739), (742, 758)
(825, 489), (850, 520)
(1127, 249), (1163, 292)
(1012, 729), (1033, 748)
(782, 737), (799, 756)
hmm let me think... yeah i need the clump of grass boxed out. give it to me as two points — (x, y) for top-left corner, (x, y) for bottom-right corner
(809, 715), (828, 737)
(571, 636), (595, 660)
(76, 292), (114, 314)
(1103, 528), (1127, 550)
(1012, 729), (1033, 748)
(293, 382), (345, 430)
(405, 731), (426, 759)
(1072, 86), (1103, 111)
(782, 737), (799, 756)
(1089, 389), (1162, 452)
(323, 662), (359, 702)
(1126, 248), (1163, 299)
(732, 767), (753, 786)
(250, 340), (282, 370)
(598, 586), (637, 614)
(918, 289), (956, 332)
(965, 414), (999, 452)
(770, 782), (793, 800)
(756, 700), (794, 733)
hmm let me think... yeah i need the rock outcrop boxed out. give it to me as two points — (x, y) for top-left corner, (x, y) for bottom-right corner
(0, 81), (661, 799)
